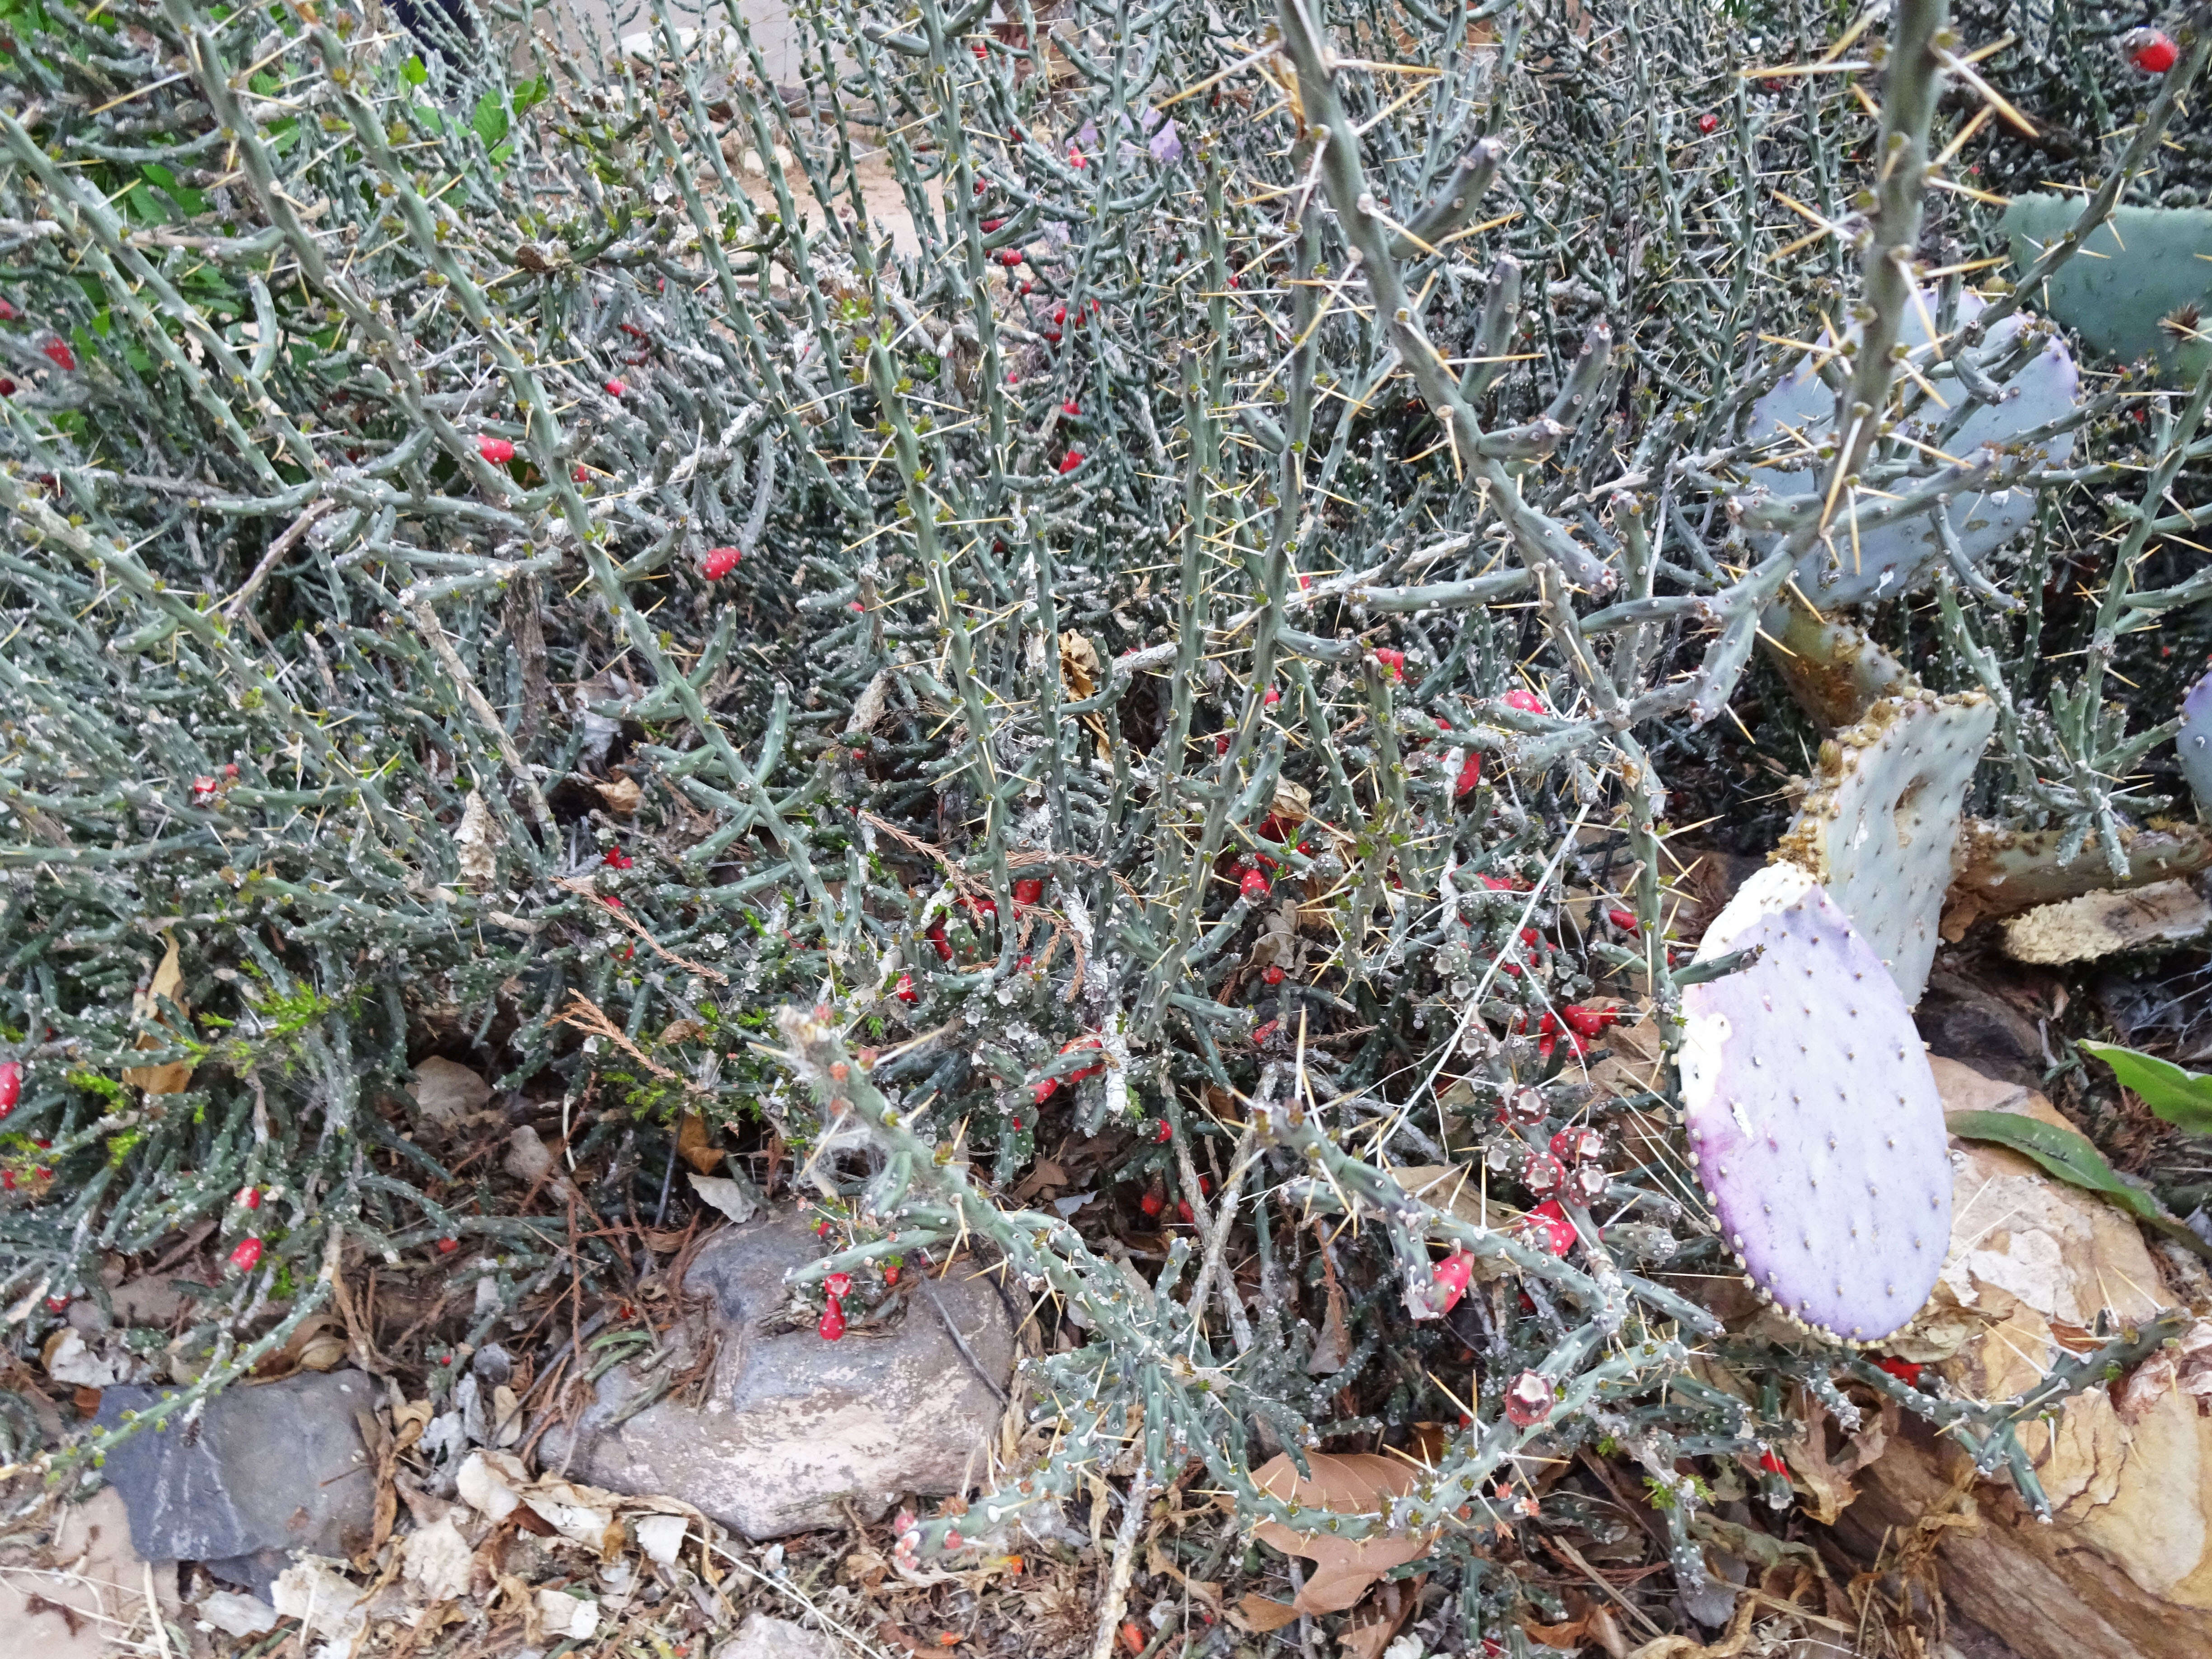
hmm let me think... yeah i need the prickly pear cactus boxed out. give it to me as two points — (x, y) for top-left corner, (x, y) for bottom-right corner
(1678, 865), (1954, 1345)
(2001, 195), (2212, 385)
(2182, 669), (2212, 820)
(1744, 293), (2079, 608)
(1776, 692), (1999, 1004)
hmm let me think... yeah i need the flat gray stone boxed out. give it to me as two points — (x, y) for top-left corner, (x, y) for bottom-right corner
(715, 1612), (844, 1659)
(547, 1209), (1015, 1537)
(96, 1369), (378, 1595)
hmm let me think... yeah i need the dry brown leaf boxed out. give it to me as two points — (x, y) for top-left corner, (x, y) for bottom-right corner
(1249, 1452), (1435, 1615)
(1340, 1577), (1424, 1659)
(1010, 1158), (1071, 1201)
(1387, 1162), (1485, 1223)
(1772, 1386), (1898, 1524)
(122, 935), (194, 1095)
(660, 1018), (705, 1047)
(675, 1111), (722, 1175)
(251, 1312), (347, 1380)
(1521, 1607), (1593, 1649)
(1145, 1538), (1221, 1607)
(1233, 1593), (1303, 1634)
(454, 791), (499, 888)
(1629, 1595), (1758, 1659)
(1307, 1225), (1351, 1375)
(595, 776), (643, 815)
(1058, 632), (1099, 699)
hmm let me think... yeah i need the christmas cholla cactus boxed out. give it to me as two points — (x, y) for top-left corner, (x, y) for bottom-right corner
(0, 0), (2203, 1627)
(1679, 865), (1954, 1345)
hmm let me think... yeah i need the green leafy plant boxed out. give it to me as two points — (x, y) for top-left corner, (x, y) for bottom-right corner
(2081, 1039), (2212, 1135)
(1949, 1107), (2212, 1261)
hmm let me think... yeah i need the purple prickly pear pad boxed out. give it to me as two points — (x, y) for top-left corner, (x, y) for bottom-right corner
(1678, 864), (1951, 1344)
(2179, 667), (2212, 819)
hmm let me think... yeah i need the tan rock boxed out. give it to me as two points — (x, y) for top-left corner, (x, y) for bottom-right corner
(1836, 1059), (2212, 1659)
(0, 1487), (180, 1659)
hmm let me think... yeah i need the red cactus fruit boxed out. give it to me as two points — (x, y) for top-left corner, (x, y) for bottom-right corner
(819, 1298), (846, 1340)
(1521, 1200), (1578, 1256)
(1697, 112), (1719, 134)
(1239, 868), (1270, 902)
(1455, 751), (1483, 796)
(1505, 1086), (1549, 1126)
(700, 545), (742, 580)
(0, 1060), (19, 1116)
(1014, 878), (1045, 905)
(229, 1237), (265, 1273)
(1430, 1248), (1474, 1313)
(477, 435), (515, 463)
(1262, 965), (1286, 986)
(605, 379), (627, 396)
(1502, 688), (1543, 713)
(1503, 1370), (1555, 1426)
(2128, 28), (2179, 72)
(1139, 1189), (1164, 1218)
(1059, 449), (1084, 473)
(236, 1185), (261, 1210)
(825, 1272), (853, 1298)
(603, 846), (633, 869)
(42, 337), (75, 371)
(1521, 1153), (1567, 1199)
(1560, 1004), (1615, 1039)
(1374, 647), (1405, 679)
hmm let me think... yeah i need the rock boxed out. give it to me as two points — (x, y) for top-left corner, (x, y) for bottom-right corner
(96, 1369), (378, 1597)
(1834, 1059), (2212, 1659)
(545, 1209), (1016, 1537)
(408, 1056), (492, 1125)
(503, 1125), (574, 1201)
(1915, 965), (2051, 1091)
(2000, 877), (2212, 964)
(0, 1486), (179, 1659)
(715, 1612), (845, 1659)
(200, 1588), (279, 1636)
